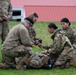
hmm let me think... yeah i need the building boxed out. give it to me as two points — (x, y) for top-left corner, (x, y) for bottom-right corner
(11, 0), (25, 21)
(11, 0), (76, 22)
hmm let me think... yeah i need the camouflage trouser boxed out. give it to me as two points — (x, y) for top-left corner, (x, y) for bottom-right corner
(0, 21), (9, 44)
(16, 53), (50, 70)
(54, 47), (73, 68)
(1, 45), (33, 69)
(70, 50), (76, 67)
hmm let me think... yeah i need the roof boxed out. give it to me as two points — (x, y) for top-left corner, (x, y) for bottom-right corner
(11, 0), (76, 7)
(25, 6), (76, 22)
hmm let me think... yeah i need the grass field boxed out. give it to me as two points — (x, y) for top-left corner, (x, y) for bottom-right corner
(0, 21), (76, 75)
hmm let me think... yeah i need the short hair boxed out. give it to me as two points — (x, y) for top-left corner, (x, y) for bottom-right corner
(28, 12), (39, 19)
(48, 23), (58, 29)
(60, 18), (71, 25)
(33, 13), (39, 18)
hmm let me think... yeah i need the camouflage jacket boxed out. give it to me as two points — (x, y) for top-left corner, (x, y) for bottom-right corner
(0, 0), (12, 19)
(43, 29), (61, 49)
(16, 52), (49, 69)
(61, 26), (76, 49)
(28, 26), (36, 42)
(2, 23), (31, 50)
(48, 29), (73, 58)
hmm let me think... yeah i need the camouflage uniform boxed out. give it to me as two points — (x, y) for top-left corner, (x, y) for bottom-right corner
(54, 26), (76, 68)
(27, 12), (38, 42)
(61, 26), (76, 49)
(16, 52), (50, 70)
(15, 17), (37, 65)
(0, 0), (12, 43)
(46, 29), (73, 68)
(1, 23), (34, 68)
(28, 25), (42, 45)
(16, 29), (73, 69)
(28, 26), (36, 42)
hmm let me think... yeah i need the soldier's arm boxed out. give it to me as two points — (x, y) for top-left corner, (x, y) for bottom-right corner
(72, 28), (76, 48)
(20, 27), (33, 47)
(8, 0), (12, 18)
(48, 34), (64, 55)
(28, 27), (36, 42)
(32, 27), (36, 38)
(42, 45), (51, 49)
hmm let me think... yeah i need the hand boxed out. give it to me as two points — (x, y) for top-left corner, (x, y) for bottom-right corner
(30, 42), (34, 48)
(0, 17), (3, 21)
(38, 43), (43, 48)
(41, 50), (48, 54)
(6, 15), (11, 20)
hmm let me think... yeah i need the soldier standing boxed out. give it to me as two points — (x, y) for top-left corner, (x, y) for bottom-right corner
(0, 0), (12, 44)
(0, 18), (34, 69)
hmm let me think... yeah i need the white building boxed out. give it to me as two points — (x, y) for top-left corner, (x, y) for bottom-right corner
(11, 0), (26, 22)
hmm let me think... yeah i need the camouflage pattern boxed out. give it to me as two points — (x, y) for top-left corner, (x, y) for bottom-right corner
(61, 26), (76, 49)
(0, 21), (9, 43)
(70, 50), (76, 67)
(46, 29), (73, 68)
(28, 26), (36, 42)
(54, 26), (76, 68)
(16, 52), (49, 70)
(27, 12), (38, 42)
(1, 23), (33, 68)
(54, 46), (74, 68)
(43, 29), (62, 50)
(0, 0), (12, 43)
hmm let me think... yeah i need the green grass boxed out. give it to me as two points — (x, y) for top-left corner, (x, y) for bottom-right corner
(0, 21), (76, 75)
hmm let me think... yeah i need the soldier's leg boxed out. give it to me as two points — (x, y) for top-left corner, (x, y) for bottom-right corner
(1, 46), (22, 69)
(70, 50), (76, 67)
(1, 45), (33, 69)
(54, 47), (72, 68)
(2, 45), (33, 58)
(14, 45), (34, 57)
(16, 46), (34, 70)
(1, 51), (16, 69)
(54, 55), (70, 68)
(16, 55), (30, 70)
(1, 21), (9, 43)
(1, 45), (26, 65)
(0, 23), (2, 43)
(2, 50), (16, 68)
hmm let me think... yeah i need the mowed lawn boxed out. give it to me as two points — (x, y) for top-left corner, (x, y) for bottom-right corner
(0, 21), (76, 75)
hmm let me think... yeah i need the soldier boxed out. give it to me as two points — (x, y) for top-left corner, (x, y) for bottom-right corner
(26, 12), (39, 42)
(15, 23), (60, 70)
(38, 23), (73, 68)
(15, 13), (40, 65)
(0, 18), (34, 69)
(16, 52), (50, 70)
(0, 0), (12, 43)
(54, 18), (76, 68)
(60, 18), (76, 49)
(15, 23), (73, 70)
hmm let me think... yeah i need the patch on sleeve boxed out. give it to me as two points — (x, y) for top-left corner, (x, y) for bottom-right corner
(60, 30), (66, 35)
(56, 34), (62, 38)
